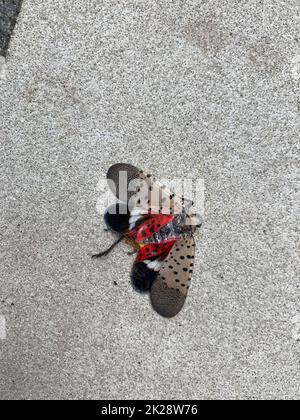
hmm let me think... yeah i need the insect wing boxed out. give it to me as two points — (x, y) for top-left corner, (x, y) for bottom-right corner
(131, 239), (177, 292)
(107, 163), (184, 216)
(150, 236), (196, 318)
(127, 213), (174, 242)
(135, 238), (177, 264)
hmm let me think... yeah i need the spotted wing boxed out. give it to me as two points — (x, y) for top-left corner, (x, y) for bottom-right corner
(150, 236), (195, 318)
(107, 163), (184, 216)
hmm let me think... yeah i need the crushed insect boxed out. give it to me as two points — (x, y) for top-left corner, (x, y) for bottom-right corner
(93, 163), (202, 318)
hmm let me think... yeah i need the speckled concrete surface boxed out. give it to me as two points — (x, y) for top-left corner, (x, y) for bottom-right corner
(0, 0), (299, 400)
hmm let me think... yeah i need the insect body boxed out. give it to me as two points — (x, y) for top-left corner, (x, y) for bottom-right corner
(93, 163), (201, 318)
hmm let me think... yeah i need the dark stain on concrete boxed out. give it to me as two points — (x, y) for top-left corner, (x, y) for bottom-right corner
(0, 0), (23, 56)
(248, 37), (285, 75)
(183, 16), (229, 55)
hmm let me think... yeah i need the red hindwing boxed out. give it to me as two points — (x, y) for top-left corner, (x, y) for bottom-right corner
(136, 238), (177, 263)
(127, 214), (174, 242)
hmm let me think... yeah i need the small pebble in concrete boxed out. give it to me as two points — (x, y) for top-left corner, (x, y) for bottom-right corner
(291, 53), (300, 80)
(0, 315), (6, 340)
(0, 55), (7, 80)
(291, 314), (300, 341)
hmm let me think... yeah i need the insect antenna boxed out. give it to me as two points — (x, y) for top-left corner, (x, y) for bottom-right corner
(92, 236), (124, 259)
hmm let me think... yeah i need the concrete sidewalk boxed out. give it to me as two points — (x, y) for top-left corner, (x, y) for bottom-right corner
(0, 0), (299, 400)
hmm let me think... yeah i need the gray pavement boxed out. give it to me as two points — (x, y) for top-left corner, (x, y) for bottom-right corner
(0, 0), (299, 400)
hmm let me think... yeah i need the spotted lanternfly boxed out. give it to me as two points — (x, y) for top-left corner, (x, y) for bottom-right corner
(93, 163), (201, 318)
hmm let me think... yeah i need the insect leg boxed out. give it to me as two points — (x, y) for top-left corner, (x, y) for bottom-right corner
(92, 236), (124, 258)
(127, 250), (138, 256)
